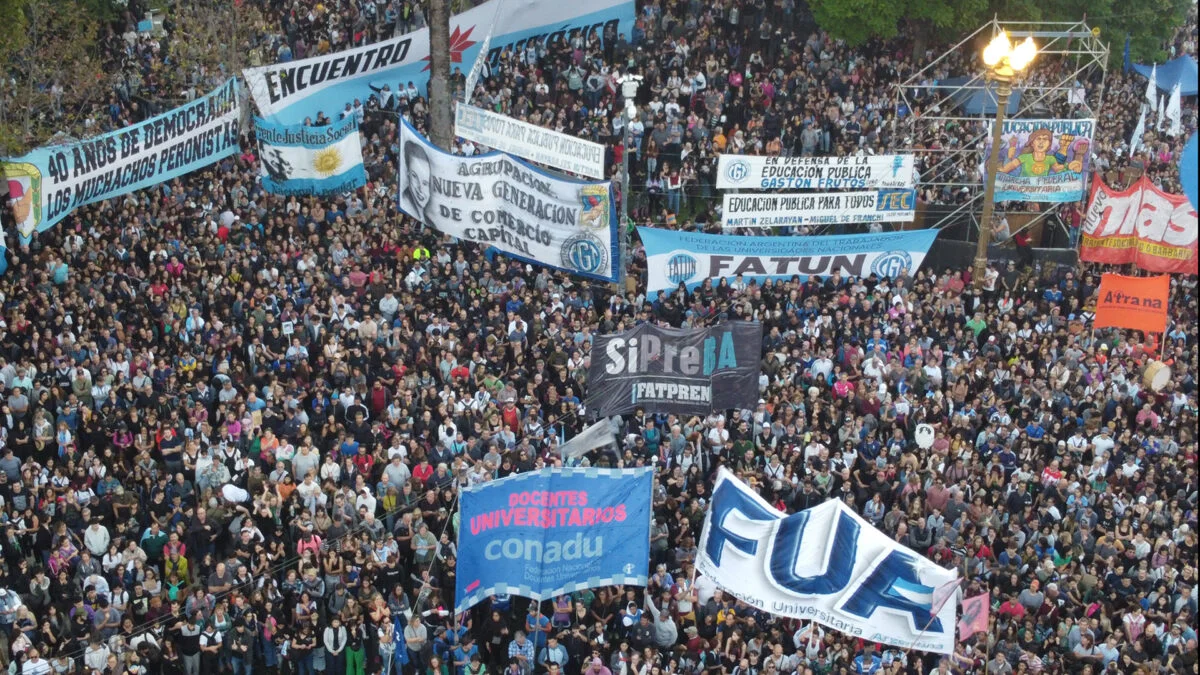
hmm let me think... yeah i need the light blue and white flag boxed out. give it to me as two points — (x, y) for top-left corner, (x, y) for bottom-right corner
(255, 116), (366, 196)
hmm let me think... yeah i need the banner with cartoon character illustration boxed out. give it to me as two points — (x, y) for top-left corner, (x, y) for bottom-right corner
(982, 119), (1095, 203)
(398, 118), (618, 283)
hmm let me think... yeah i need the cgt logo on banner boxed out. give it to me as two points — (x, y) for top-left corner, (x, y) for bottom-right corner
(1080, 176), (1198, 274)
(698, 469), (959, 654)
(638, 227), (938, 295)
(398, 119), (618, 282)
(2, 79), (240, 239)
(586, 321), (762, 417)
(455, 467), (653, 614)
(715, 154), (916, 190)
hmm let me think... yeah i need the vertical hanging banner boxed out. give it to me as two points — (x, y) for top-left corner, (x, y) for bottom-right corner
(697, 468), (959, 654)
(455, 467), (653, 614)
(1080, 176), (1198, 274)
(242, 0), (634, 125)
(715, 154), (916, 190)
(585, 321), (762, 417)
(638, 227), (938, 294)
(255, 116), (366, 196)
(982, 119), (1095, 202)
(397, 119), (618, 282)
(2, 79), (241, 238)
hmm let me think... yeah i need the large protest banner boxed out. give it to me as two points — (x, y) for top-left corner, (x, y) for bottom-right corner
(698, 468), (959, 654)
(721, 189), (916, 228)
(455, 103), (606, 178)
(255, 116), (366, 196)
(586, 322), (761, 416)
(2, 79), (240, 238)
(1080, 176), (1198, 274)
(982, 118), (1095, 202)
(398, 119), (618, 282)
(244, 0), (633, 124)
(716, 154), (915, 191)
(455, 467), (653, 613)
(639, 227), (938, 294)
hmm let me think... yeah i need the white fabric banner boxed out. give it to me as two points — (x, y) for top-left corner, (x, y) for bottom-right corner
(455, 103), (606, 179)
(697, 468), (958, 654)
(556, 418), (618, 460)
(398, 120), (618, 282)
(716, 154), (916, 190)
(721, 189), (917, 227)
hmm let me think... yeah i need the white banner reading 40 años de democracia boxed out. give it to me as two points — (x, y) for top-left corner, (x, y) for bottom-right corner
(699, 469), (959, 654)
(398, 119), (618, 282)
(716, 154), (916, 190)
(2, 79), (240, 239)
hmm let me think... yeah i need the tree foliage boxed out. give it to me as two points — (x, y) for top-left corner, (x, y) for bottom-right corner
(0, 0), (109, 155)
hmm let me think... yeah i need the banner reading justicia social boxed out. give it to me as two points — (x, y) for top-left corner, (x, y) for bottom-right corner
(2, 79), (240, 239)
(638, 227), (938, 294)
(398, 119), (618, 282)
(255, 116), (367, 196)
(982, 118), (1095, 202)
(455, 467), (653, 614)
(586, 322), (762, 416)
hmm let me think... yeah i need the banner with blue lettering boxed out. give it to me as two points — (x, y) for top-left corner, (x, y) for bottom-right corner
(982, 118), (1095, 203)
(638, 227), (938, 295)
(698, 469), (959, 654)
(455, 467), (653, 614)
(1, 79), (240, 239)
(243, 0), (633, 125)
(255, 116), (366, 196)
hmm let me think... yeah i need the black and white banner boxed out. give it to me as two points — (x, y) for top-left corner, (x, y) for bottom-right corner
(585, 322), (761, 416)
(716, 154), (916, 190)
(721, 189), (917, 228)
(398, 119), (618, 282)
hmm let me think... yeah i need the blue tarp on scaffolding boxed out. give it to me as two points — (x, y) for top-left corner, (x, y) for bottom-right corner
(939, 77), (1025, 115)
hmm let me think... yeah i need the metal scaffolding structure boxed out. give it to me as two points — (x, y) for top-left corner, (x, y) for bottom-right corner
(891, 18), (1109, 245)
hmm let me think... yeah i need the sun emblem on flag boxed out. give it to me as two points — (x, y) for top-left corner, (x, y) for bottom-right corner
(312, 147), (343, 177)
(421, 25), (478, 71)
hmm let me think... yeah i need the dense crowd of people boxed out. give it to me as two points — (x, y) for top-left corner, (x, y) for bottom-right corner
(0, 1), (1198, 675)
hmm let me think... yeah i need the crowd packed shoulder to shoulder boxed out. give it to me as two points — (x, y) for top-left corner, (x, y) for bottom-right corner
(0, 1), (1199, 675)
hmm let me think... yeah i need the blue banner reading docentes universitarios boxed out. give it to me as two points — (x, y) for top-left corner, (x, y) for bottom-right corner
(455, 467), (653, 614)
(638, 227), (939, 295)
(255, 116), (366, 196)
(243, 0), (633, 125)
(2, 79), (241, 239)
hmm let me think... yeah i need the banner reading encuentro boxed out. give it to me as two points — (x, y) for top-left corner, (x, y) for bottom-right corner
(256, 116), (366, 196)
(243, 0), (633, 125)
(698, 468), (959, 654)
(2, 79), (240, 239)
(455, 467), (653, 614)
(982, 118), (1094, 202)
(638, 227), (938, 294)
(399, 119), (618, 282)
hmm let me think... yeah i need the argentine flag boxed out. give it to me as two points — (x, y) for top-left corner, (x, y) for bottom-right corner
(255, 115), (367, 196)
